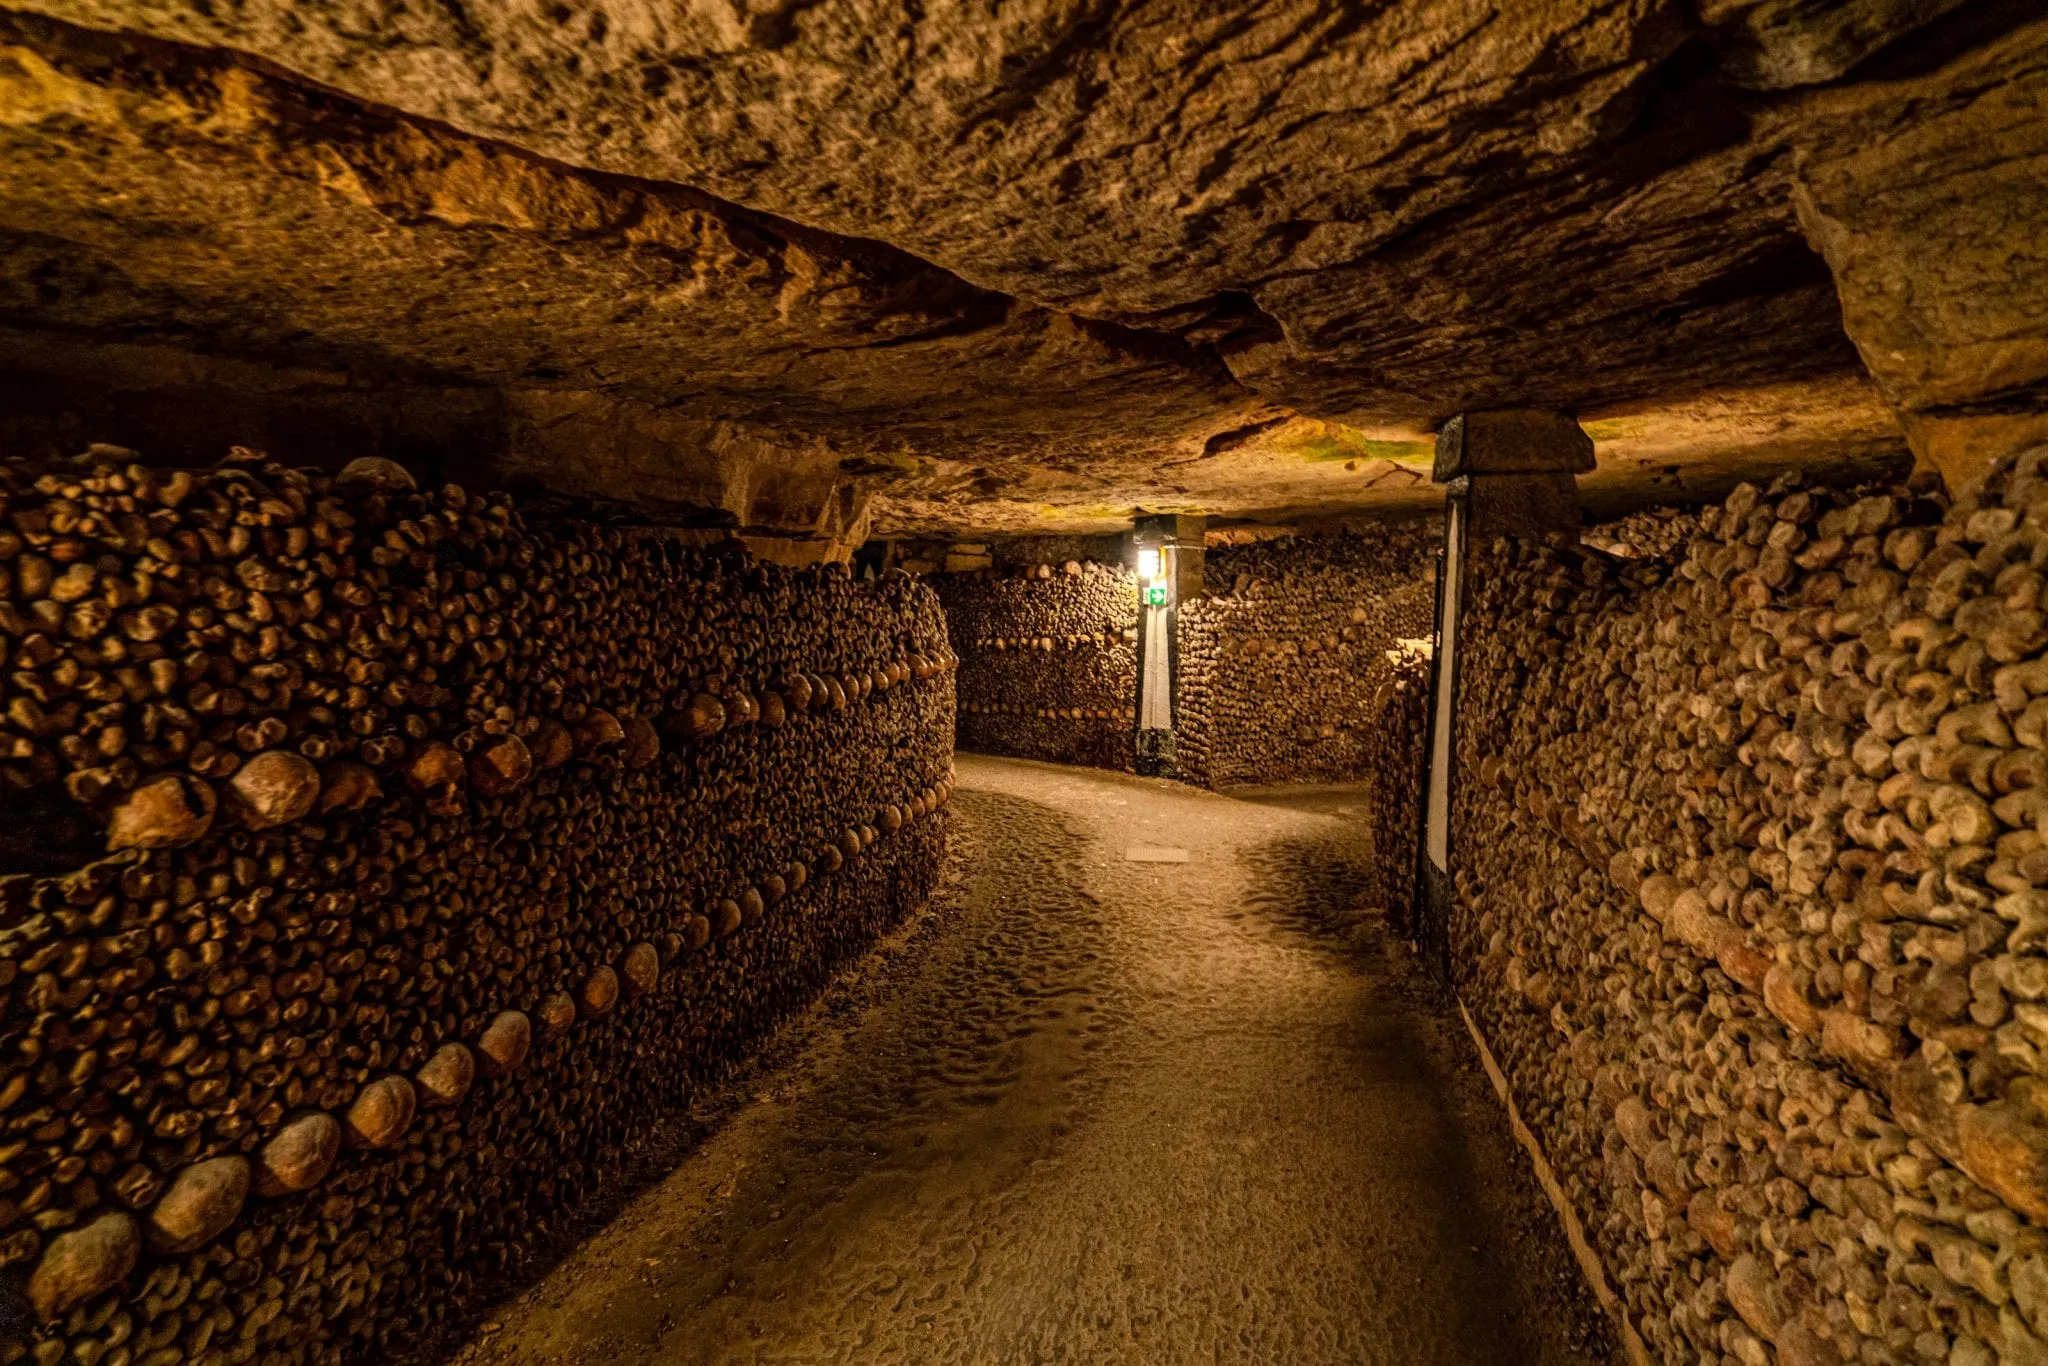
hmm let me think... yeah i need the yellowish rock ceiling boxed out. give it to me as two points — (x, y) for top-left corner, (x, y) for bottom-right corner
(0, 2), (2043, 537)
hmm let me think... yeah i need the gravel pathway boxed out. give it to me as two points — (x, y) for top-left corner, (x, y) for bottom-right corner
(451, 754), (1615, 1365)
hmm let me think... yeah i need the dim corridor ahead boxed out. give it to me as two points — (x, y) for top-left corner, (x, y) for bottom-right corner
(452, 756), (1613, 1365)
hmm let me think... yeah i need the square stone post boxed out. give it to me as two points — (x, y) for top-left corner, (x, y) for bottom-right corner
(1414, 411), (1593, 976)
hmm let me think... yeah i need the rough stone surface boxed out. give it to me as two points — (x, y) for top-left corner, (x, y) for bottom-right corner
(1790, 16), (2048, 490)
(5, 2), (2033, 528)
(0, 11), (1252, 537)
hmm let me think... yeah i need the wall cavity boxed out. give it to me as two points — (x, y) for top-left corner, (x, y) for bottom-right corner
(1450, 450), (2048, 1363)
(0, 448), (956, 1365)
(933, 559), (1138, 771)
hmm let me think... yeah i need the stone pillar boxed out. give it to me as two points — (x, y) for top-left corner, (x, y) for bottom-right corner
(1415, 411), (1592, 975)
(1431, 409), (1592, 538)
(1131, 513), (1205, 776)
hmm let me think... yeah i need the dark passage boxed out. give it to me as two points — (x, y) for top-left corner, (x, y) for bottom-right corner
(453, 756), (1613, 1364)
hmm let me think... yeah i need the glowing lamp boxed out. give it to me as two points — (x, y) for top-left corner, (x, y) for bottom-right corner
(1136, 546), (1162, 581)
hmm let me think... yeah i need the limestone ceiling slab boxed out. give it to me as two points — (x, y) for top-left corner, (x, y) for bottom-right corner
(1, 1), (2037, 530)
(871, 373), (1911, 535)
(0, 14), (1259, 457)
(14, 0), (1867, 415)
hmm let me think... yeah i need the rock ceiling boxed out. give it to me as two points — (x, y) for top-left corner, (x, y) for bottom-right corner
(0, 1), (2043, 539)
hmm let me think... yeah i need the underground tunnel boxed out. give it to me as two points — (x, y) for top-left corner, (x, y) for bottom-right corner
(0, 1), (2046, 1362)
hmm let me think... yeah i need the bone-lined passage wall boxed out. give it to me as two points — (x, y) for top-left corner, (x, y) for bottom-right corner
(1175, 529), (1436, 789)
(1451, 453), (2048, 1362)
(0, 450), (956, 1365)
(1361, 649), (1430, 936)
(932, 560), (1137, 772)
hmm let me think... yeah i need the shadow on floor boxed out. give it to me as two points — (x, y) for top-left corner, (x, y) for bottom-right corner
(1236, 827), (1385, 951)
(446, 761), (1620, 1366)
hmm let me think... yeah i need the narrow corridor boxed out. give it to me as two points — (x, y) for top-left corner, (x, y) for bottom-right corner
(452, 756), (1613, 1365)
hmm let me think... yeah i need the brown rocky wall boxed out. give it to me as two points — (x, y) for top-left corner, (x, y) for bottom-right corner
(1362, 654), (1431, 939)
(1175, 529), (1436, 790)
(932, 560), (1138, 772)
(0, 447), (957, 1365)
(1451, 451), (2048, 1362)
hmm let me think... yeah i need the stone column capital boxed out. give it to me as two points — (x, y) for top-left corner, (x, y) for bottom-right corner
(1432, 410), (1595, 482)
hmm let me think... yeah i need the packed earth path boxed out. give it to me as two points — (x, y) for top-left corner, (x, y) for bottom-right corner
(448, 755), (1618, 1365)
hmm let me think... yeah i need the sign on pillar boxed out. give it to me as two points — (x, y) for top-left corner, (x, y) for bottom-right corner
(1414, 411), (1592, 978)
(1131, 514), (1204, 776)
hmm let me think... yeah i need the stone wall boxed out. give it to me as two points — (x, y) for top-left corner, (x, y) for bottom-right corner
(1450, 452), (2048, 1362)
(1176, 527), (1435, 789)
(1363, 651), (1431, 937)
(0, 447), (956, 1365)
(932, 560), (1137, 772)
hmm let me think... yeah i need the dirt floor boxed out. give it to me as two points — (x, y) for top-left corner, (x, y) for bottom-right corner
(448, 755), (1618, 1365)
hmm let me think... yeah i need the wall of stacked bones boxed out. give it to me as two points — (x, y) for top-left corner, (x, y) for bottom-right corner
(932, 559), (1138, 772)
(1361, 650), (1430, 936)
(1452, 449), (2048, 1363)
(0, 448), (958, 1365)
(1175, 529), (1435, 790)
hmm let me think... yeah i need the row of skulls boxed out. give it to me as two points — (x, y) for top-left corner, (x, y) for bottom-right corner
(21, 769), (957, 1328)
(96, 649), (960, 854)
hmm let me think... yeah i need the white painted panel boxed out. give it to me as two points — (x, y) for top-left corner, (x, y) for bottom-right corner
(1140, 604), (1173, 728)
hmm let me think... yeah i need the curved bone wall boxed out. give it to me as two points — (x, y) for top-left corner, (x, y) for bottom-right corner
(1453, 450), (2048, 1362)
(0, 448), (956, 1365)
(1176, 529), (1435, 790)
(933, 561), (1137, 772)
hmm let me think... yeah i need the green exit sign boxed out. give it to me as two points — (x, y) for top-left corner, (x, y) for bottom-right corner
(1145, 585), (1168, 606)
